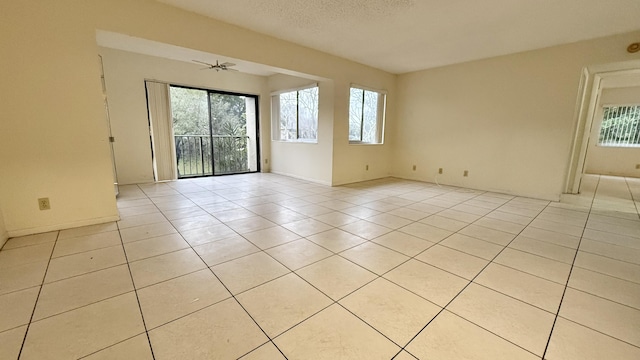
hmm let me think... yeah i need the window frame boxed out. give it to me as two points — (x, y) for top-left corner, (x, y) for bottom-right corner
(348, 85), (386, 145)
(596, 103), (640, 148)
(271, 83), (319, 143)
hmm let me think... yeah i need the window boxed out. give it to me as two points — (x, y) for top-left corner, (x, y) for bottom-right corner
(272, 85), (319, 142)
(598, 105), (640, 147)
(349, 86), (386, 144)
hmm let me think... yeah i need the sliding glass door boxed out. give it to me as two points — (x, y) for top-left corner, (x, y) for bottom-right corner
(170, 86), (259, 178)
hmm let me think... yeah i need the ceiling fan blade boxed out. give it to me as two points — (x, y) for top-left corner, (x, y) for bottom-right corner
(192, 60), (213, 66)
(224, 68), (239, 72)
(220, 62), (236, 67)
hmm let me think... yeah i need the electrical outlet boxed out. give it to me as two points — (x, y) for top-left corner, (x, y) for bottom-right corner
(38, 198), (51, 210)
(463, 170), (469, 177)
(412, 165), (416, 171)
(265, 158), (269, 164)
(366, 165), (369, 171)
(438, 168), (443, 174)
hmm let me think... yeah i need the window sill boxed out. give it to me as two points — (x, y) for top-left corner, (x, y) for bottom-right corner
(349, 141), (384, 146)
(597, 144), (640, 148)
(272, 139), (318, 144)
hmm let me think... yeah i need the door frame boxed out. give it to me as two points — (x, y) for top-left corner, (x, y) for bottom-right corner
(169, 84), (261, 178)
(564, 60), (640, 194)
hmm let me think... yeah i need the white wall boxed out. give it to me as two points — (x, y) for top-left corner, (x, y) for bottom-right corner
(331, 79), (397, 186)
(394, 30), (640, 200)
(585, 86), (640, 177)
(268, 74), (334, 185)
(268, 73), (397, 186)
(0, 0), (393, 236)
(99, 47), (270, 184)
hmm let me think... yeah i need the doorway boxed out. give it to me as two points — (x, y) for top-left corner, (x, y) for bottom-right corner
(565, 61), (640, 194)
(169, 85), (260, 178)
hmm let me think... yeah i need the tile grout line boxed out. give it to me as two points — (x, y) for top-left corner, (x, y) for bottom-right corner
(112, 174), (636, 359)
(301, 189), (519, 358)
(189, 184), (468, 355)
(116, 184), (157, 360)
(393, 194), (554, 359)
(553, 315), (640, 350)
(16, 231), (60, 359)
(152, 185), (292, 360)
(624, 176), (640, 219)
(244, 186), (556, 358)
(540, 175), (600, 359)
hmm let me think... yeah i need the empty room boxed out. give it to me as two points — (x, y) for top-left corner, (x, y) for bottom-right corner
(1, 0), (640, 359)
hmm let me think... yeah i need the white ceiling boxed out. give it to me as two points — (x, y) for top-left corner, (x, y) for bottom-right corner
(156, 0), (640, 74)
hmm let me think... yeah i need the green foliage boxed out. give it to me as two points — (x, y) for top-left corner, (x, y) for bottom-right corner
(170, 87), (209, 135)
(599, 106), (640, 146)
(210, 93), (247, 136)
(170, 86), (251, 177)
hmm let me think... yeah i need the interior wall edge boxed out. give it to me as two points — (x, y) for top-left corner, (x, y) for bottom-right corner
(6, 215), (120, 239)
(0, 232), (8, 249)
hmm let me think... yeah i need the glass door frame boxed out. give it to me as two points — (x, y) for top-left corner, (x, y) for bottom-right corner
(170, 84), (261, 178)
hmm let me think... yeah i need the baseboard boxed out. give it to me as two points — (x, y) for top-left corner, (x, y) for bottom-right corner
(331, 175), (391, 187)
(7, 215), (121, 238)
(392, 175), (560, 202)
(270, 170), (332, 186)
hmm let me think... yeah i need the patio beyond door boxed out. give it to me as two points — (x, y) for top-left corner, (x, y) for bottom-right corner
(170, 86), (259, 178)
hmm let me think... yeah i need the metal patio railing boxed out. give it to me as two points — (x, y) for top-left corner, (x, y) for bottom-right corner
(175, 135), (250, 178)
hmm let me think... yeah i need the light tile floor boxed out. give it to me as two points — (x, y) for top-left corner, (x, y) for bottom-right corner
(1, 174), (639, 359)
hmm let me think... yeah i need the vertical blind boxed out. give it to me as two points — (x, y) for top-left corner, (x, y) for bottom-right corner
(146, 81), (177, 181)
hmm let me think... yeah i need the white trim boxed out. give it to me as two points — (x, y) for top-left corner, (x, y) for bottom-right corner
(348, 86), (386, 144)
(348, 141), (385, 145)
(565, 63), (640, 194)
(271, 86), (319, 142)
(331, 175), (390, 186)
(600, 102), (640, 107)
(269, 170), (332, 186)
(270, 83), (318, 96)
(6, 215), (121, 238)
(350, 83), (387, 94)
(393, 175), (560, 202)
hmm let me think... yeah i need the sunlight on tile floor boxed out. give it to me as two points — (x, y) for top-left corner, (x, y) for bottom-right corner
(1, 174), (639, 359)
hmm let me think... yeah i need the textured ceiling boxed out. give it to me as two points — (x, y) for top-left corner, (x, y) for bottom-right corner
(156, 0), (640, 74)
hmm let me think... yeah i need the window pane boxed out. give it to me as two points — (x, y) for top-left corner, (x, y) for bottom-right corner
(170, 87), (209, 136)
(297, 87), (319, 140)
(598, 105), (640, 147)
(279, 91), (297, 141)
(362, 90), (379, 143)
(349, 88), (363, 141)
(210, 93), (246, 136)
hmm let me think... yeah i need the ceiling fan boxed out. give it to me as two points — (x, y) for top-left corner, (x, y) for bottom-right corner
(192, 59), (238, 72)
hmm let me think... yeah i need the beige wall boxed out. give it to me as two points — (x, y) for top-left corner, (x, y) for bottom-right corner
(99, 47), (270, 184)
(332, 79), (396, 186)
(585, 86), (640, 177)
(394, 31), (640, 200)
(0, 0), (393, 236)
(5, 0), (638, 237)
(1, 1), (119, 236)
